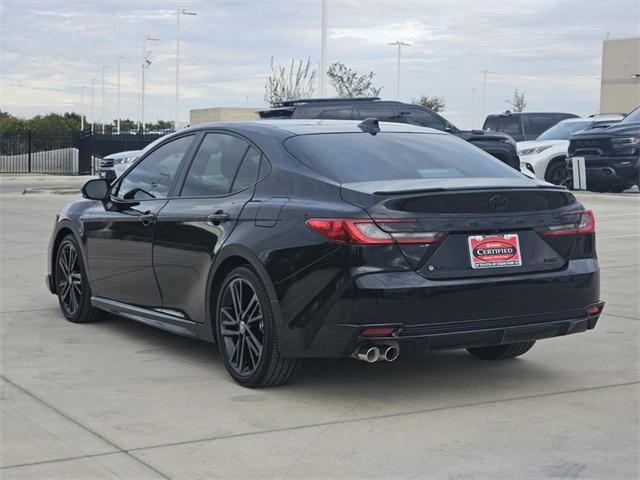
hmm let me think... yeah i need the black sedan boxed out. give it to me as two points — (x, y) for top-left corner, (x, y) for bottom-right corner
(46, 120), (604, 387)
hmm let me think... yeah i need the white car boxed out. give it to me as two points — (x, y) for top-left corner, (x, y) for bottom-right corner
(98, 135), (170, 181)
(518, 115), (623, 184)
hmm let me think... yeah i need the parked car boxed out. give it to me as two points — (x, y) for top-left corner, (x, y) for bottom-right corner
(483, 112), (579, 142)
(98, 135), (170, 182)
(567, 107), (640, 192)
(47, 119), (604, 387)
(259, 98), (520, 170)
(518, 115), (624, 184)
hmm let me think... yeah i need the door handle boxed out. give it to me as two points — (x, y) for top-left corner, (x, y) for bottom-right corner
(207, 210), (230, 226)
(139, 212), (156, 227)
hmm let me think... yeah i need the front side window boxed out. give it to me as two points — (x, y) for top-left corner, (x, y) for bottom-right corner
(117, 135), (194, 200)
(316, 108), (353, 120)
(181, 133), (251, 197)
(398, 108), (446, 130)
(355, 107), (397, 122)
(524, 115), (560, 138)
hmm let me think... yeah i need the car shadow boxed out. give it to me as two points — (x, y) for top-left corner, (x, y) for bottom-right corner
(91, 313), (561, 401)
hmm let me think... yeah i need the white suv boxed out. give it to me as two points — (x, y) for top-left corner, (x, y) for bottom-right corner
(518, 115), (623, 184)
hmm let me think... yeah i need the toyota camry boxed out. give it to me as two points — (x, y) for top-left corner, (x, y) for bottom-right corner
(46, 119), (604, 387)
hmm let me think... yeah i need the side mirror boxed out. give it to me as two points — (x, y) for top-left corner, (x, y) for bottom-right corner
(81, 178), (110, 201)
(444, 123), (455, 133)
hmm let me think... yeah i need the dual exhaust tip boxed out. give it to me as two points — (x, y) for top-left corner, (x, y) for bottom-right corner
(353, 343), (400, 363)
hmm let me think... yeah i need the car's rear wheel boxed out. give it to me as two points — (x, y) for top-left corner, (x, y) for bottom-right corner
(466, 341), (535, 360)
(55, 235), (102, 323)
(216, 266), (301, 387)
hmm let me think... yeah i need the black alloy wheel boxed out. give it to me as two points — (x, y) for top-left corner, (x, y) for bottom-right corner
(547, 162), (569, 186)
(219, 277), (265, 376)
(216, 266), (301, 387)
(57, 241), (83, 316)
(55, 235), (102, 323)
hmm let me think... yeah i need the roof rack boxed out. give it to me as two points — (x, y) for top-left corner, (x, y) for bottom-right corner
(277, 97), (380, 107)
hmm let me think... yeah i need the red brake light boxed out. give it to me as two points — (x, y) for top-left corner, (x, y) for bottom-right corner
(540, 210), (595, 237)
(305, 219), (444, 245)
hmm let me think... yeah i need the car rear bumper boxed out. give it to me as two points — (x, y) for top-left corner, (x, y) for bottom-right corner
(279, 258), (601, 357)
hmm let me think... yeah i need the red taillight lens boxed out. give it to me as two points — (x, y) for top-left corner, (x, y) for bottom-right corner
(306, 219), (443, 245)
(540, 210), (595, 237)
(361, 327), (396, 337)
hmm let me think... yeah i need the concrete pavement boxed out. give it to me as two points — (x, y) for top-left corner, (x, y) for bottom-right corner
(0, 177), (638, 479)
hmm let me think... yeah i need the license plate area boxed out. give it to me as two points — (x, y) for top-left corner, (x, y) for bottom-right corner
(468, 234), (522, 269)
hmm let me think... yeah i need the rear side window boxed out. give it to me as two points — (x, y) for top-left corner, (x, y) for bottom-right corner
(484, 116), (521, 135)
(316, 108), (353, 119)
(285, 133), (520, 183)
(524, 114), (561, 138)
(181, 133), (250, 197)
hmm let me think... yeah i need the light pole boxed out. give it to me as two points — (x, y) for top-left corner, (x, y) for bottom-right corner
(319, 0), (328, 97)
(90, 78), (97, 132)
(389, 41), (410, 100)
(471, 87), (477, 129)
(101, 65), (108, 130)
(116, 54), (125, 134)
(175, 9), (197, 131)
(480, 69), (492, 122)
(80, 86), (85, 131)
(141, 34), (159, 133)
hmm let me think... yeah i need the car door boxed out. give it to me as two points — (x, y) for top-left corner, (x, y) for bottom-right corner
(85, 134), (196, 308)
(153, 132), (265, 322)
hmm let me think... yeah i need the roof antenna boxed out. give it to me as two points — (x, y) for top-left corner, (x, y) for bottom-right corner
(357, 117), (381, 135)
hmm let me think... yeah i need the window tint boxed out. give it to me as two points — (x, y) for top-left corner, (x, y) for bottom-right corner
(285, 132), (520, 183)
(397, 108), (445, 130)
(181, 133), (250, 197)
(317, 108), (353, 120)
(524, 114), (559, 138)
(231, 146), (261, 192)
(355, 107), (397, 121)
(117, 135), (193, 200)
(501, 117), (522, 135)
(483, 117), (501, 131)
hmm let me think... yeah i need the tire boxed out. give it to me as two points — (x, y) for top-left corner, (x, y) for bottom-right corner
(467, 341), (536, 360)
(55, 234), (102, 323)
(545, 160), (569, 186)
(215, 266), (301, 388)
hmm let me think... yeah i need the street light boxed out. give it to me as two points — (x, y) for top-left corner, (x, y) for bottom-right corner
(480, 69), (493, 121)
(80, 86), (86, 131)
(471, 87), (477, 129)
(175, 9), (197, 131)
(101, 65), (108, 130)
(389, 41), (410, 100)
(319, 0), (328, 97)
(90, 78), (97, 132)
(141, 34), (159, 133)
(116, 54), (125, 134)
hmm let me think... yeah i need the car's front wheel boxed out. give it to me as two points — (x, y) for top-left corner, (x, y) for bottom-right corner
(545, 160), (569, 186)
(55, 234), (102, 323)
(467, 341), (535, 360)
(215, 266), (301, 387)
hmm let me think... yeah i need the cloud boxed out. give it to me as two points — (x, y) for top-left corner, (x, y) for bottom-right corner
(1, 0), (638, 127)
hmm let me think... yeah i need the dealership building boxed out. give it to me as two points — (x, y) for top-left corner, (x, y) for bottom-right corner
(600, 37), (640, 114)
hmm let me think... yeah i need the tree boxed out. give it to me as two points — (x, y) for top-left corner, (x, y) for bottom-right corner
(264, 57), (316, 106)
(509, 88), (527, 112)
(326, 62), (382, 98)
(413, 95), (445, 112)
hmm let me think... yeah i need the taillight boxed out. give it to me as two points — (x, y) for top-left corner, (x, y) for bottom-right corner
(305, 218), (444, 245)
(539, 210), (595, 237)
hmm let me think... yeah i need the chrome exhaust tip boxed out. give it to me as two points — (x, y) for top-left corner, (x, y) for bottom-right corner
(353, 346), (381, 363)
(381, 344), (400, 362)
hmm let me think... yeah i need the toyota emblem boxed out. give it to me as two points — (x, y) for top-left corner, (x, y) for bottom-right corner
(488, 194), (507, 211)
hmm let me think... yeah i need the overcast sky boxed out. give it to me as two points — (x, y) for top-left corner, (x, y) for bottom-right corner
(1, 0), (638, 128)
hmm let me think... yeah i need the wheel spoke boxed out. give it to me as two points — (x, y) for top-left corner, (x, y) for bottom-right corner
(241, 294), (259, 322)
(237, 336), (246, 372)
(245, 328), (262, 359)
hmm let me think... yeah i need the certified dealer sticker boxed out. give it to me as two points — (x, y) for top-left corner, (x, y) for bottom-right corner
(468, 234), (522, 269)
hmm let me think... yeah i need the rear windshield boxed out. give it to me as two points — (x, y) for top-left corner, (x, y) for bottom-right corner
(285, 132), (521, 183)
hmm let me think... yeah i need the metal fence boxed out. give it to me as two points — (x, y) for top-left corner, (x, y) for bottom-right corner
(0, 129), (174, 175)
